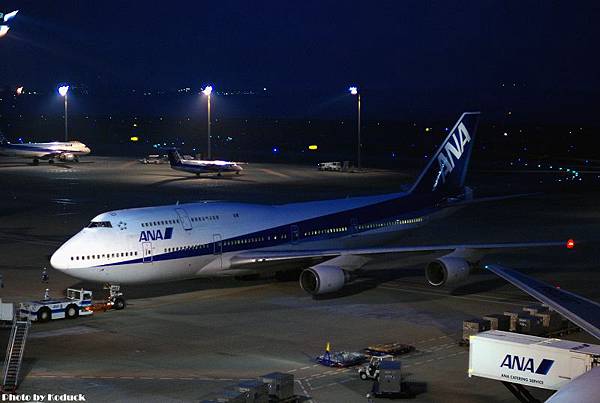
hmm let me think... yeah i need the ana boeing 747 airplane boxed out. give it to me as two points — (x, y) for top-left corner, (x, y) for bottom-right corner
(50, 112), (566, 305)
(0, 137), (91, 165)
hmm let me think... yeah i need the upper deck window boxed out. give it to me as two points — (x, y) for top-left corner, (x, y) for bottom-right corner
(88, 221), (112, 228)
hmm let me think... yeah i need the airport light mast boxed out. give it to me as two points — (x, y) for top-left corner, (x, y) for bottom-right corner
(202, 85), (213, 160)
(58, 85), (70, 142)
(349, 86), (361, 169)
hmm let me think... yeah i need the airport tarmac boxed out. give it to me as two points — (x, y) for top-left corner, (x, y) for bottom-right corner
(0, 156), (599, 402)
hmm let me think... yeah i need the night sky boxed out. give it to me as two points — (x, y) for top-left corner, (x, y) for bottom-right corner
(2, 1), (600, 121)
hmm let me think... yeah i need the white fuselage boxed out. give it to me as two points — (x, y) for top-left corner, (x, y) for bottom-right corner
(50, 194), (437, 284)
(0, 141), (91, 159)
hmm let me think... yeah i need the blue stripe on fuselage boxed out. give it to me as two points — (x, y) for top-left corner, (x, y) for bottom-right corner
(95, 191), (453, 268)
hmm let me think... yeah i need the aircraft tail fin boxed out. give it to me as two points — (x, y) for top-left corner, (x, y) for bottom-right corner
(166, 149), (183, 167)
(409, 112), (480, 197)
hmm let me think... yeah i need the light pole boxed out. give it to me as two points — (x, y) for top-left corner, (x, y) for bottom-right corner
(58, 85), (69, 142)
(349, 86), (361, 169)
(202, 85), (213, 160)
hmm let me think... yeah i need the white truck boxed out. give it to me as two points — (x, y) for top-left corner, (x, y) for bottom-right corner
(19, 288), (94, 323)
(317, 161), (342, 171)
(469, 330), (600, 391)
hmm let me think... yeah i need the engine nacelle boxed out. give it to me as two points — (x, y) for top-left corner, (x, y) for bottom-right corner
(425, 256), (472, 287)
(58, 153), (75, 161)
(299, 265), (350, 295)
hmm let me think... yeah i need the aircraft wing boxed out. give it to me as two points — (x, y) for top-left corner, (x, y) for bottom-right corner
(485, 264), (600, 340)
(230, 241), (566, 268)
(545, 366), (600, 403)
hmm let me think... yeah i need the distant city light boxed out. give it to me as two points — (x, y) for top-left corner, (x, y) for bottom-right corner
(348, 86), (358, 95)
(308, 145), (318, 150)
(272, 147), (279, 153)
(425, 127), (431, 132)
(130, 136), (139, 142)
(58, 85), (69, 97)
(16, 86), (23, 95)
(503, 132), (508, 136)
(202, 85), (213, 96)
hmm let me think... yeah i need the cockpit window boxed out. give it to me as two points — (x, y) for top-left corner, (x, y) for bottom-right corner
(88, 221), (112, 228)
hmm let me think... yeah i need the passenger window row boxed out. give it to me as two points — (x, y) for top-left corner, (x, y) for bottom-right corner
(304, 227), (347, 236)
(357, 217), (423, 231)
(191, 215), (219, 222)
(70, 251), (138, 261)
(142, 219), (179, 227)
(164, 244), (209, 253)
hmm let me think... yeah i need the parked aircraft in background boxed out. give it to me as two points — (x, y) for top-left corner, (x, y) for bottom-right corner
(0, 138), (91, 165)
(166, 149), (243, 176)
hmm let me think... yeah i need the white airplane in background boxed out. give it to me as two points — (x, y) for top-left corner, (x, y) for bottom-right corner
(166, 149), (243, 176)
(0, 138), (91, 165)
(50, 112), (568, 305)
(0, 9), (18, 38)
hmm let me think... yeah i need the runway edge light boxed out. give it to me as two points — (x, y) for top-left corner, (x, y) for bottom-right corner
(566, 239), (575, 249)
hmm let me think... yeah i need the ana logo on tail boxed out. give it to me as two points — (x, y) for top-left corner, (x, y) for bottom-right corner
(432, 122), (471, 191)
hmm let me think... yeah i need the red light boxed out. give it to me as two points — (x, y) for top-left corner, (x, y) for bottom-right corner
(566, 239), (575, 249)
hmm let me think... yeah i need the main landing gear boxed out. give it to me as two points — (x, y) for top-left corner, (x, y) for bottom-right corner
(104, 284), (126, 310)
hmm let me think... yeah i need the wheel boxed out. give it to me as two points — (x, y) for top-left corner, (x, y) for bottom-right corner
(65, 304), (79, 319)
(74, 157), (79, 162)
(37, 307), (52, 323)
(359, 372), (368, 380)
(33, 159), (39, 166)
(236, 171), (240, 175)
(48, 159), (54, 164)
(113, 297), (126, 310)
(217, 172), (222, 177)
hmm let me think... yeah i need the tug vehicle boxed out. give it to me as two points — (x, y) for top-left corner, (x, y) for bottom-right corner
(19, 288), (93, 322)
(358, 355), (395, 380)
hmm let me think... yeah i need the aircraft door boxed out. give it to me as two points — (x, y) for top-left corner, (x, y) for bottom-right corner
(213, 234), (222, 255)
(213, 234), (222, 268)
(142, 242), (153, 263)
(290, 225), (299, 244)
(175, 208), (192, 230)
(350, 218), (358, 236)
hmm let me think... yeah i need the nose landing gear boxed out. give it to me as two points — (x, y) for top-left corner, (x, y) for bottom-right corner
(104, 284), (126, 310)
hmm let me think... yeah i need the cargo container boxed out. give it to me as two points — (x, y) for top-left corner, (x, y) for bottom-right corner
(483, 314), (510, 331)
(259, 372), (294, 401)
(469, 330), (600, 390)
(503, 311), (520, 332)
(517, 315), (545, 336)
(372, 360), (403, 396)
(522, 305), (547, 317)
(237, 380), (268, 403)
(462, 319), (491, 342)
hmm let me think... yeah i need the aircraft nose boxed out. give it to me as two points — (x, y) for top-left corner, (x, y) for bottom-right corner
(50, 247), (69, 271)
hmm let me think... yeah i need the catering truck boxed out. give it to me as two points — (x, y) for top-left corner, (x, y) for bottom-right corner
(469, 330), (600, 390)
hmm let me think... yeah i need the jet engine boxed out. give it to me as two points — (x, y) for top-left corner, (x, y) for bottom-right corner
(57, 153), (76, 161)
(299, 265), (351, 295)
(425, 255), (473, 287)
